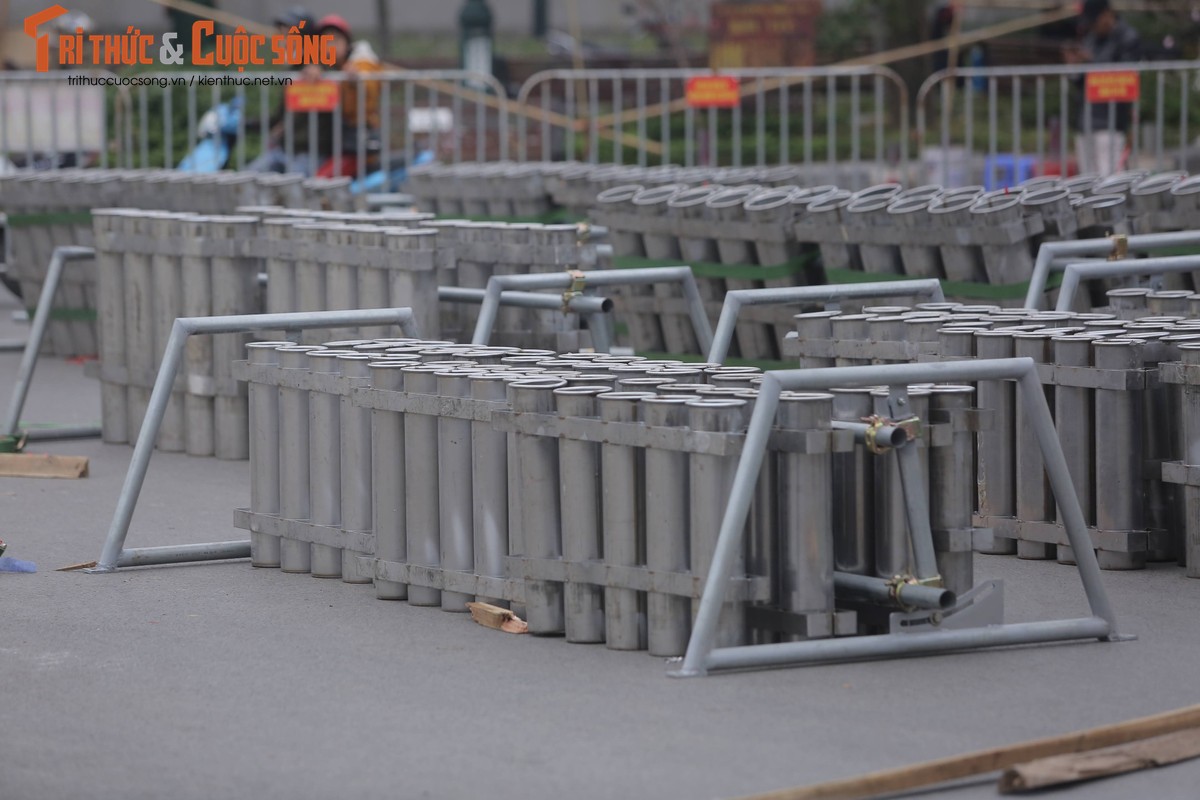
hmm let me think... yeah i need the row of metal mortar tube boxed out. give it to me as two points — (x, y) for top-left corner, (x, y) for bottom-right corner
(233, 339), (978, 654)
(0, 169), (356, 357)
(88, 208), (612, 453)
(406, 162), (876, 219)
(588, 173), (1200, 356)
(780, 296), (1200, 573)
(410, 219), (610, 349)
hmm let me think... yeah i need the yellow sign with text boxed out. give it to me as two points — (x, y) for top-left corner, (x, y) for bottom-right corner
(285, 81), (339, 113)
(686, 76), (741, 109)
(1086, 71), (1140, 104)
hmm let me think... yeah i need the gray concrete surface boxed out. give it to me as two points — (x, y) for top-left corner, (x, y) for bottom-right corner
(2, 289), (1200, 800)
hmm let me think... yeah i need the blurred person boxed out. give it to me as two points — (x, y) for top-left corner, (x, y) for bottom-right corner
(930, 3), (955, 74)
(248, 13), (381, 176)
(304, 14), (384, 177)
(1065, 0), (1142, 176)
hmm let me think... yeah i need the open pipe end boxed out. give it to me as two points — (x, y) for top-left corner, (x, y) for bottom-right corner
(896, 582), (957, 611)
(598, 297), (615, 313)
(935, 588), (957, 610)
(881, 426), (908, 450)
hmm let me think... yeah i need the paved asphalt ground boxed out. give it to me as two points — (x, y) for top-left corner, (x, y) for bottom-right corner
(3, 289), (1200, 800)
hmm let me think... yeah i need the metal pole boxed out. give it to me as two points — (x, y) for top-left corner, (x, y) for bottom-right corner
(835, 572), (954, 611)
(703, 617), (1111, 672)
(1056, 256), (1200, 313)
(438, 286), (614, 316)
(472, 267), (714, 355)
(2, 246), (95, 438)
(89, 308), (418, 573)
(1025, 232), (1200, 310)
(707, 280), (945, 364)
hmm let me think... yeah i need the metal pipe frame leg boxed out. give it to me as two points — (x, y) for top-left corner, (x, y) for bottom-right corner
(673, 358), (1125, 678)
(87, 307), (419, 574)
(2, 246), (99, 441)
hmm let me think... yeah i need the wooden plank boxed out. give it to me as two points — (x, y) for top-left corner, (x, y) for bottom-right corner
(734, 704), (1200, 800)
(999, 728), (1200, 793)
(466, 602), (529, 634)
(0, 452), (89, 479)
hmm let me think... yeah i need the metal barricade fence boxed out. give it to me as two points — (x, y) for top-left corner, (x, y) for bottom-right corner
(0, 70), (120, 169)
(917, 61), (1200, 189)
(1, 70), (508, 178)
(515, 66), (910, 173)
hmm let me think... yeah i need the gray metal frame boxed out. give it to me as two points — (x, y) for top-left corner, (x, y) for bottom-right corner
(1055, 255), (1200, 313)
(471, 266), (714, 354)
(1024, 232), (1200, 310)
(87, 307), (419, 574)
(438, 286), (616, 352)
(675, 357), (1126, 677)
(706, 279), (946, 364)
(2, 245), (99, 441)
